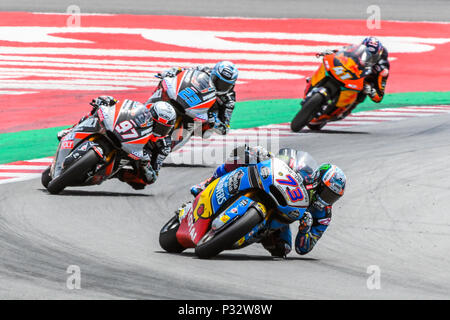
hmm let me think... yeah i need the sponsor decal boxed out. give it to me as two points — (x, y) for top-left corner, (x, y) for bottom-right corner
(239, 199), (249, 207)
(97, 108), (105, 122)
(62, 132), (74, 142)
(79, 117), (98, 128)
(203, 92), (216, 101)
(61, 140), (74, 150)
(288, 210), (300, 219)
(128, 153), (140, 160)
(318, 217), (331, 226)
(92, 146), (104, 158)
(215, 179), (227, 205)
(260, 166), (270, 179)
(187, 213), (198, 242)
(141, 128), (152, 135)
(197, 204), (205, 217)
(228, 169), (244, 194)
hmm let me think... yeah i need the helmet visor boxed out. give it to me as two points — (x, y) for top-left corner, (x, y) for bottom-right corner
(318, 186), (341, 205)
(152, 119), (173, 137)
(211, 73), (234, 94)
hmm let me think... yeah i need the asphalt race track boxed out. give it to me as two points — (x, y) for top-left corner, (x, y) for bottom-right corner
(0, 1), (449, 299)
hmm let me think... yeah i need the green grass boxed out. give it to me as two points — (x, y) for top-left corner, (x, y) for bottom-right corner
(1, 91), (449, 164)
(230, 91), (450, 129)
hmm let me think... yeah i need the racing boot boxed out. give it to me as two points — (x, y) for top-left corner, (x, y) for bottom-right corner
(190, 176), (215, 197)
(260, 230), (292, 258)
(116, 169), (147, 190)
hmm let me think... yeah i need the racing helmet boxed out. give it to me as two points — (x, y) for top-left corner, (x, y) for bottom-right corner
(210, 61), (238, 94)
(311, 163), (346, 206)
(362, 36), (383, 64)
(148, 101), (176, 141)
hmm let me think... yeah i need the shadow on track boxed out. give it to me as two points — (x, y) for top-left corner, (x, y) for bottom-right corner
(163, 163), (213, 168)
(38, 189), (150, 197)
(301, 129), (370, 135)
(155, 250), (319, 261)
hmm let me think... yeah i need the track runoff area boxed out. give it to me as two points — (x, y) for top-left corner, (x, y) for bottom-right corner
(0, 12), (449, 305)
(0, 13), (449, 162)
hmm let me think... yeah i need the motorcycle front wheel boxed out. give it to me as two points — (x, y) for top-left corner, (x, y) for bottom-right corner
(290, 93), (324, 132)
(195, 207), (263, 259)
(46, 149), (100, 194)
(159, 215), (185, 253)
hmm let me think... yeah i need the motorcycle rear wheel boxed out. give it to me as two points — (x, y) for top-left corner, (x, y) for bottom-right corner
(46, 149), (100, 195)
(290, 93), (324, 132)
(195, 207), (263, 259)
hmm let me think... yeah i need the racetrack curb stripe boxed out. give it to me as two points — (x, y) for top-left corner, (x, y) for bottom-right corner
(1, 105), (449, 184)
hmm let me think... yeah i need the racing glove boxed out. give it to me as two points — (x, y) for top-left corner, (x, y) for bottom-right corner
(160, 67), (183, 78)
(363, 84), (377, 98)
(316, 49), (338, 57)
(90, 95), (117, 108)
(208, 112), (229, 135)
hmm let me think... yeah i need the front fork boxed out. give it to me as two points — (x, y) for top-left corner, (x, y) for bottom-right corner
(302, 86), (335, 117)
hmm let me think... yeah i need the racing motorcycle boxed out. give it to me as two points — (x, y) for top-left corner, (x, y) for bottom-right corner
(147, 68), (218, 151)
(159, 154), (316, 259)
(42, 99), (156, 194)
(291, 44), (374, 132)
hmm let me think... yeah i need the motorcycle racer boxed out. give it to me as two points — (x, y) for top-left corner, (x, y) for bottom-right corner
(57, 96), (176, 190)
(313, 36), (389, 117)
(151, 61), (239, 136)
(188, 145), (346, 257)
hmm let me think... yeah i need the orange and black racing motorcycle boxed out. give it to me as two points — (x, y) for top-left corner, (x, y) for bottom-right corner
(290, 44), (375, 132)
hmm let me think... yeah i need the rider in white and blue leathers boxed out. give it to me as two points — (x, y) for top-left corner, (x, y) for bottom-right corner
(155, 61), (239, 135)
(190, 145), (347, 258)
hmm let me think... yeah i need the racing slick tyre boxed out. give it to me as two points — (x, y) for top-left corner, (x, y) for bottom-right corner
(46, 149), (100, 195)
(306, 122), (327, 131)
(195, 207), (263, 259)
(159, 215), (185, 253)
(41, 166), (52, 188)
(290, 93), (324, 132)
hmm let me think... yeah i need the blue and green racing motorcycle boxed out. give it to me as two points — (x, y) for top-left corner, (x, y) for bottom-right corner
(159, 155), (314, 259)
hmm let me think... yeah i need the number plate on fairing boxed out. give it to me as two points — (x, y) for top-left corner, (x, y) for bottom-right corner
(272, 158), (310, 208)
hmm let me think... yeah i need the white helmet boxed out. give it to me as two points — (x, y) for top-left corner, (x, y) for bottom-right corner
(149, 101), (177, 140)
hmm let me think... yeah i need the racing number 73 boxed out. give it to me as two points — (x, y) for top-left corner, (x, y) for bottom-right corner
(276, 175), (304, 202)
(115, 120), (138, 139)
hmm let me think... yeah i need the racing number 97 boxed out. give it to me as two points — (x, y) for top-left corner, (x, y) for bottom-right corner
(115, 120), (138, 139)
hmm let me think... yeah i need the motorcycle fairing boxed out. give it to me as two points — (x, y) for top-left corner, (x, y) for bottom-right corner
(101, 100), (152, 160)
(165, 69), (217, 118)
(51, 117), (104, 178)
(304, 46), (370, 125)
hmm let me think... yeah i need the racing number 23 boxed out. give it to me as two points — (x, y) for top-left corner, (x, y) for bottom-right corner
(179, 87), (201, 107)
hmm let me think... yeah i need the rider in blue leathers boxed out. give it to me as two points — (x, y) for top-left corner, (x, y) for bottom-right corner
(190, 145), (347, 257)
